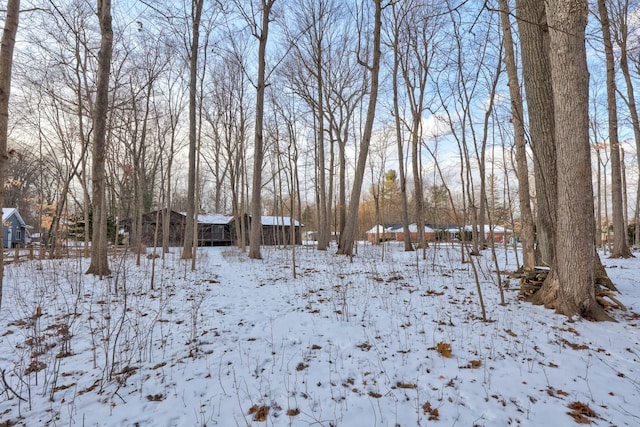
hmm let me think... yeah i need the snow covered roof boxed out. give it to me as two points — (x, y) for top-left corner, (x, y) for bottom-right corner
(442, 224), (512, 233)
(485, 224), (511, 233)
(365, 224), (398, 234)
(261, 216), (303, 227)
(407, 223), (435, 233)
(197, 214), (233, 225)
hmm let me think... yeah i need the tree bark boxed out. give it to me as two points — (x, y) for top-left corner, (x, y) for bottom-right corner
(0, 0), (20, 309)
(530, 0), (611, 321)
(86, 0), (113, 277)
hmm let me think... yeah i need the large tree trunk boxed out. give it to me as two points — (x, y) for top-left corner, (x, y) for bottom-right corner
(182, 0), (203, 260)
(337, 0), (382, 256)
(86, 0), (113, 277)
(597, 0), (632, 259)
(249, 0), (275, 259)
(530, 0), (611, 321)
(498, 0), (535, 269)
(516, 0), (557, 267)
(0, 0), (20, 310)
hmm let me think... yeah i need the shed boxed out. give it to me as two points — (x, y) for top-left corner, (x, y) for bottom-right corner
(2, 208), (28, 248)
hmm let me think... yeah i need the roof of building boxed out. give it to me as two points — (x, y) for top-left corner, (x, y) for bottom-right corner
(197, 214), (234, 225)
(261, 216), (303, 227)
(365, 224), (400, 234)
(2, 208), (26, 226)
(407, 223), (436, 233)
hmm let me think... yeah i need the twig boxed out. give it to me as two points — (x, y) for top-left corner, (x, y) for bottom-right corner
(1, 369), (27, 402)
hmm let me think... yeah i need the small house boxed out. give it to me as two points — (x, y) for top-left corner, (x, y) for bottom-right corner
(2, 208), (28, 248)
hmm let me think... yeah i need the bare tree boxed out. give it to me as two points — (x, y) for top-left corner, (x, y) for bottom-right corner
(248, 0), (276, 259)
(388, 1), (413, 252)
(337, 0), (383, 256)
(86, 0), (113, 277)
(530, 0), (611, 320)
(182, 0), (204, 261)
(597, 0), (632, 258)
(0, 0), (20, 309)
(610, 0), (640, 246)
(282, 0), (344, 250)
(394, 0), (443, 253)
(516, 0), (557, 267)
(498, 0), (535, 269)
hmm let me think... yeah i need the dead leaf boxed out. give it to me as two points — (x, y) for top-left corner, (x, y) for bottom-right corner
(436, 342), (452, 358)
(249, 405), (270, 422)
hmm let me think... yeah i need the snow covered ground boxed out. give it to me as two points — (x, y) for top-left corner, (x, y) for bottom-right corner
(0, 243), (638, 426)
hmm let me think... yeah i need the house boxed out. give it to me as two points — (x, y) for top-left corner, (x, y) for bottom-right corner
(197, 213), (242, 246)
(427, 224), (471, 242)
(394, 223), (436, 242)
(123, 208), (186, 247)
(483, 225), (512, 243)
(2, 208), (28, 248)
(127, 210), (302, 247)
(260, 216), (303, 246)
(366, 224), (401, 243)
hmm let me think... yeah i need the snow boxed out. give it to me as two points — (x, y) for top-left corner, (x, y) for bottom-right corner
(260, 216), (303, 227)
(0, 243), (639, 426)
(407, 223), (435, 233)
(365, 224), (397, 234)
(197, 213), (234, 225)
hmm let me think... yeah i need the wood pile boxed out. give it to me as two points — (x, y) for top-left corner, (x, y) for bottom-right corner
(509, 266), (626, 311)
(510, 267), (549, 299)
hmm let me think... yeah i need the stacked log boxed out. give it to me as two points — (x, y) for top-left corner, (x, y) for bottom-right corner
(509, 266), (626, 311)
(509, 267), (549, 299)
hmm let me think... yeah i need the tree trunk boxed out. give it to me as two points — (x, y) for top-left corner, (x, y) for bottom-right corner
(613, 2), (640, 246)
(86, 0), (113, 277)
(516, 0), (557, 267)
(411, 117), (426, 250)
(498, 0), (535, 269)
(249, 0), (275, 259)
(182, 0), (204, 260)
(597, 0), (632, 259)
(337, 0), (383, 256)
(315, 31), (328, 251)
(0, 0), (20, 310)
(530, 0), (611, 321)
(391, 13), (412, 252)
